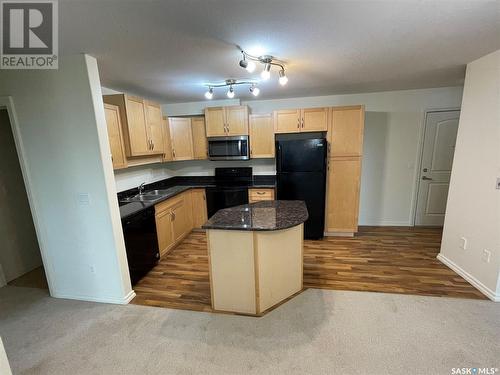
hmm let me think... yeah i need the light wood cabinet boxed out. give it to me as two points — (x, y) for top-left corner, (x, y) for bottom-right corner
(104, 103), (127, 169)
(169, 117), (194, 160)
(205, 105), (249, 137)
(191, 117), (208, 159)
(329, 105), (365, 157)
(325, 105), (365, 236)
(274, 109), (301, 133)
(144, 101), (164, 154)
(325, 157), (362, 234)
(161, 116), (173, 162)
(274, 108), (328, 133)
(155, 191), (193, 257)
(249, 114), (275, 158)
(248, 188), (275, 203)
(155, 209), (175, 257)
(103, 94), (164, 157)
(191, 189), (208, 227)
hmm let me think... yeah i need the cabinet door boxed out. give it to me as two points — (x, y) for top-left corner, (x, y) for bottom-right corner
(225, 106), (249, 135)
(124, 96), (150, 156)
(155, 209), (174, 257)
(145, 101), (164, 154)
(104, 104), (127, 169)
(249, 114), (274, 158)
(171, 199), (191, 243)
(191, 117), (208, 159)
(329, 106), (365, 157)
(191, 189), (208, 227)
(162, 117), (173, 161)
(205, 107), (226, 137)
(169, 117), (194, 160)
(273, 109), (300, 133)
(302, 107), (328, 132)
(325, 157), (362, 234)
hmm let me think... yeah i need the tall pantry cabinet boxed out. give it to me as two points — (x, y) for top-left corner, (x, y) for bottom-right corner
(325, 106), (365, 236)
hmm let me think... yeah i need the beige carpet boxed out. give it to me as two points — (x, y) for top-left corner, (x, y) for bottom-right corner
(0, 286), (498, 375)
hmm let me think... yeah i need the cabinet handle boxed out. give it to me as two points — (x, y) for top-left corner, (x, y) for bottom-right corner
(302, 118), (304, 128)
(297, 119), (300, 129)
(172, 149), (176, 158)
(152, 141), (155, 150)
(256, 191), (265, 195)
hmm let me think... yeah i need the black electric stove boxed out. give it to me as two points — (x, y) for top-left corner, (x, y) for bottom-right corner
(206, 167), (252, 218)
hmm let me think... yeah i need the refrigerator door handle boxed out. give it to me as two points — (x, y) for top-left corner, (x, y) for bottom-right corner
(277, 143), (282, 172)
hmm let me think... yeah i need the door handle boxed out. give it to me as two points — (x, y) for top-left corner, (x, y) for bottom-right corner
(422, 176), (433, 180)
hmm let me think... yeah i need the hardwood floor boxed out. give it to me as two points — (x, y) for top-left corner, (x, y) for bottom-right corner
(132, 227), (486, 312)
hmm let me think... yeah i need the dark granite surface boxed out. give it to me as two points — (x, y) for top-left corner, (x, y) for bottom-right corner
(118, 175), (276, 220)
(202, 200), (308, 231)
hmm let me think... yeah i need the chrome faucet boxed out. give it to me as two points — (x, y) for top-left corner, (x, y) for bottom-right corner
(138, 182), (146, 195)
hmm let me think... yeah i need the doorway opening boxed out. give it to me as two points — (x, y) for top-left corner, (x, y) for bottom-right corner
(0, 109), (47, 291)
(414, 109), (460, 226)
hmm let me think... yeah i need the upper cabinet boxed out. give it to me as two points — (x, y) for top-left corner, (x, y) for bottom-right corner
(104, 103), (127, 170)
(161, 116), (173, 162)
(169, 117), (194, 161)
(249, 114), (275, 158)
(144, 101), (164, 154)
(103, 94), (165, 156)
(329, 105), (365, 157)
(191, 117), (208, 159)
(273, 108), (328, 133)
(205, 105), (249, 137)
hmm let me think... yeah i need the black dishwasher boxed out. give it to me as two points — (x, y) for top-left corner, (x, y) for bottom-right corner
(121, 207), (159, 285)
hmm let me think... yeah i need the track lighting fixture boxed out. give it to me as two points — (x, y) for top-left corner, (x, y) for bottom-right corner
(204, 87), (213, 99)
(279, 69), (288, 86)
(203, 79), (259, 100)
(239, 50), (288, 85)
(249, 85), (260, 97)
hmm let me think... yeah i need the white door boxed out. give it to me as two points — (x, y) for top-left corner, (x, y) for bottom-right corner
(415, 110), (460, 226)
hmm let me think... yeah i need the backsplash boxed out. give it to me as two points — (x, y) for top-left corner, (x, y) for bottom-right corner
(114, 159), (276, 192)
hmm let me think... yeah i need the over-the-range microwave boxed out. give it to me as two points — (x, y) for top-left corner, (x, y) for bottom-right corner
(207, 136), (250, 160)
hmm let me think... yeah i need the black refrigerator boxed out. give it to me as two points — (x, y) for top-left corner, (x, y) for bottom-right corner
(276, 138), (327, 239)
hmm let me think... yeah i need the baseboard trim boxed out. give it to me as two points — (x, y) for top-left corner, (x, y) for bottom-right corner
(358, 220), (411, 226)
(324, 232), (355, 237)
(52, 290), (137, 305)
(437, 254), (499, 302)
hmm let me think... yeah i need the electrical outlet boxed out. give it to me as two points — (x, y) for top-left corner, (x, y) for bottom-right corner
(482, 249), (491, 263)
(496, 178), (500, 190)
(460, 237), (467, 250)
(78, 193), (91, 206)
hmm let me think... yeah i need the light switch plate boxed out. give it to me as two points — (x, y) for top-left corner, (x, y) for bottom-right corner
(77, 193), (91, 206)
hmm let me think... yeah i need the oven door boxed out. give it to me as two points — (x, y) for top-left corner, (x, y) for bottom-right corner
(208, 136), (249, 160)
(206, 187), (249, 218)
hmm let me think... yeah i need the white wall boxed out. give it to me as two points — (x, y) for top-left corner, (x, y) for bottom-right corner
(0, 55), (133, 304)
(438, 50), (500, 301)
(0, 337), (12, 375)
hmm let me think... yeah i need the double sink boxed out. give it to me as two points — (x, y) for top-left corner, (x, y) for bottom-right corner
(119, 189), (172, 203)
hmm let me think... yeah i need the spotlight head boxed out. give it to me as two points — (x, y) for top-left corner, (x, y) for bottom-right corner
(239, 59), (248, 69)
(249, 85), (260, 97)
(204, 87), (213, 99)
(279, 70), (288, 86)
(227, 86), (235, 98)
(246, 61), (256, 73)
(261, 63), (271, 80)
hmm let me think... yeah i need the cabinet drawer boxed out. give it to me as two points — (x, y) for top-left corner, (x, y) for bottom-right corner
(248, 188), (275, 201)
(155, 193), (184, 215)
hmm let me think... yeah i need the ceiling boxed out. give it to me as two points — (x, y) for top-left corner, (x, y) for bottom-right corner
(59, 0), (500, 103)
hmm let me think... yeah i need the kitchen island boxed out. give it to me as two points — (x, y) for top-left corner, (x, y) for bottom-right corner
(202, 200), (308, 315)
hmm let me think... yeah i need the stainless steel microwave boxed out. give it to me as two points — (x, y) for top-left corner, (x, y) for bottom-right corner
(208, 136), (249, 160)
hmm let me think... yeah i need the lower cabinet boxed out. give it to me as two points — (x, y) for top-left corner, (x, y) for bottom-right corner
(191, 189), (208, 228)
(325, 157), (362, 235)
(248, 188), (275, 203)
(155, 189), (208, 257)
(155, 191), (193, 257)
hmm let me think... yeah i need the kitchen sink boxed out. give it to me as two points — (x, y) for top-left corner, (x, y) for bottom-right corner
(143, 189), (171, 196)
(120, 194), (163, 203)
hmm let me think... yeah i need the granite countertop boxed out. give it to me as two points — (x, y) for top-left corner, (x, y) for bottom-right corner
(118, 177), (276, 220)
(202, 200), (308, 231)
